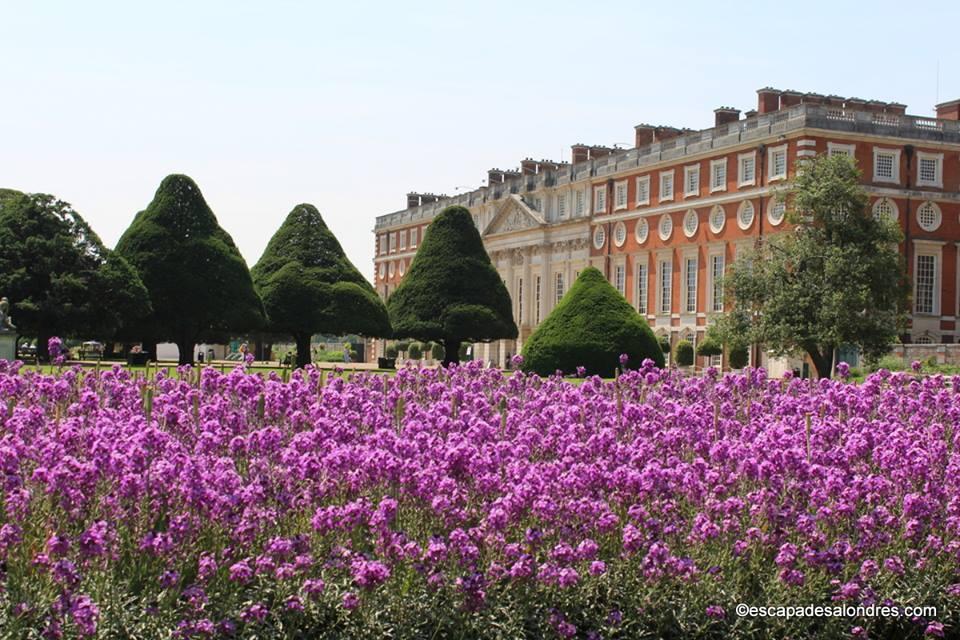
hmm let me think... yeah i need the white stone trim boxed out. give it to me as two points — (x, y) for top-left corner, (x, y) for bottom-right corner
(872, 147), (901, 184)
(768, 144), (788, 182)
(738, 151), (757, 187)
(682, 209), (699, 238)
(659, 170), (675, 202)
(737, 200), (756, 230)
(684, 164), (700, 198)
(709, 205), (726, 234)
(710, 158), (727, 193)
(614, 180), (629, 211)
(827, 142), (856, 158)
(916, 151), (944, 188)
(797, 139), (817, 147)
(635, 175), (651, 206)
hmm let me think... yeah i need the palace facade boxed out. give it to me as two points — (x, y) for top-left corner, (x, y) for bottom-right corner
(373, 88), (960, 372)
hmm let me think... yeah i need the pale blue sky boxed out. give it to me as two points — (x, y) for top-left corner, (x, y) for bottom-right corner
(3, 1), (958, 279)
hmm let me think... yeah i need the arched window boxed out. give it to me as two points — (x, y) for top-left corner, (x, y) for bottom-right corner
(683, 209), (699, 238)
(709, 205), (725, 234)
(659, 214), (673, 241)
(635, 218), (649, 244)
(613, 222), (627, 247)
(737, 201), (755, 230)
(593, 225), (606, 249)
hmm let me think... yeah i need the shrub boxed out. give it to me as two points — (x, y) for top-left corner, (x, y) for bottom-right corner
(674, 340), (694, 366)
(459, 342), (471, 361)
(431, 343), (445, 361)
(408, 343), (422, 360)
(385, 344), (398, 359)
(729, 345), (749, 369)
(696, 336), (723, 358)
(396, 340), (410, 354)
(521, 268), (664, 377)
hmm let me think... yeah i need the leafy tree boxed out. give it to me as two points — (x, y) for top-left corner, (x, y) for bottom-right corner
(387, 205), (517, 366)
(407, 343), (422, 360)
(0, 192), (151, 360)
(728, 345), (749, 370)
(717, 155), (907, 378)
(116, 175), (264, 364)
(431, 343), (445, 361)
(251, 204), (390, 368)
(385, 344), (398, 359)
(674, 340), (694, 367)
(521, 268), (664, 377)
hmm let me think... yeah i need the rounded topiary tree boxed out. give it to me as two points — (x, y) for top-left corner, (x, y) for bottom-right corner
(696, 336), (723, 358)
(431, 342), (445, 361)
(116, 175), (265, 364)
(521, 267), (664, 377)
(674, 340), (694, 367)
(407, 343), (422, 360)
(252, 203), (391, 368)
(658, 335), (671, 354)
(387, 205), (517, 366)
(385, 344), (398, 359)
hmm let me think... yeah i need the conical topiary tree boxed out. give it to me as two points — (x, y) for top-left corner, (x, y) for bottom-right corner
(521, 267), (664, 377)
(387, 205), (517, 366)
(251, 203), (391, 368)
(116, 175), (265, 364)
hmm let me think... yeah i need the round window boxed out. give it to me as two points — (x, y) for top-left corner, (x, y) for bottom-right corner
(872, 198), (897, 223)
(398, 260), (406, 276)
(593, 225), (606, 249)
(768, 200), (786, 226)
(737, 201), (755, 230)
(916, 201), (941, 232)
(658, 214), (673, 241)
(709, 206), (725, 234)
(613, 221), (627, 247)
(683, 209), (699, 238)
(378, 262), (385, 279)
(635, 218), (649, 244)
(388, 261), (396, 278)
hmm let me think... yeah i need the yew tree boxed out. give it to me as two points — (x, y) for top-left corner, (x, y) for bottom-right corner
(0, 191), (151, 359)
(115, 175), (264, 364)
(387, 205), (516, 366)
(718, 154), (907, 378)
(251, 203), (391, 368)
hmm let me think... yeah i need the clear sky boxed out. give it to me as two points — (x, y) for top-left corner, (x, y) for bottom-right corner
(3, 0), (958, 281)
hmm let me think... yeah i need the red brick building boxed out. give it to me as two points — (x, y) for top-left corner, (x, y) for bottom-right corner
(373, 88), (960, 372)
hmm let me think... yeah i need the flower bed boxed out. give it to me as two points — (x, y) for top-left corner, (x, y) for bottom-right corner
(0, 360), (956, 638)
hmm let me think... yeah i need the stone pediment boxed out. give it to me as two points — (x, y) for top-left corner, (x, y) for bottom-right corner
(483, 195), (547, 237)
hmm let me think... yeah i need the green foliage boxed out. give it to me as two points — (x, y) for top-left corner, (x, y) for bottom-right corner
(674, 339), (694, 366)
(396, 340), (410, 354)
(719, 154), (907, 378)
(458, 342), (471, 361)
(521, 268), (664, 377)
(407, 343), (422, 359)
(0, 192), (151, 357)
(658, 335), (671, 353)
(729, 345), (749, 369)
(695, 336), (723, 357)
(116, 175), (265, 364)
(387, 206), (516, 363)
(385, 344), (398, 358)
(431, 342), (445, 360)
(252, 204), (390, 367)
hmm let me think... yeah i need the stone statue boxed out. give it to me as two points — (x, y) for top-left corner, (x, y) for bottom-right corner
(0, 297), (15, 332)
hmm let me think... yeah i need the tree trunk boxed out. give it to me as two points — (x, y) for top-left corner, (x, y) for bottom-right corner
(295, 333), (312, 369)
(442, 339), (461, 367)
(177, 334), (194, 366)
(809, 346), (834, 379)
(37, 331), (50, 363)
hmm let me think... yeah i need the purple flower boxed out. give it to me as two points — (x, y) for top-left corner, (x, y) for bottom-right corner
(342, 592), (360, 610)
(926, 622), (945, 637)
(706, 605), (725, 619)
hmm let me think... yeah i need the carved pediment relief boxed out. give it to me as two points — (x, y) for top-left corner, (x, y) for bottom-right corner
(483, 195), (547, 237)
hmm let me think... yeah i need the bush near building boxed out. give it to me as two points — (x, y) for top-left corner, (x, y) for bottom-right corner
(674, 340), (694, 367)
(521, 267), (664, 377)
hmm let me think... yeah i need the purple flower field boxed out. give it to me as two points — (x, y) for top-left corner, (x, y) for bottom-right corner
(0, 359), (957, 638)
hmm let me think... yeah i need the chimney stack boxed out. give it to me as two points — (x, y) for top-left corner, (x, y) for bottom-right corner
(571, 144), (589, 164)
(406, 193), (421, 208)
(634, 124), (655, 148)
(714, 107), (741, 127)
(757, 87), (780, 114)
(936, 99), (960, 121)
(520, 158), (538, 175)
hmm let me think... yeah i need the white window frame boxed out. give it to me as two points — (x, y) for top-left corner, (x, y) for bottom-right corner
(614, 180), (628, 211)
(916, 201), (942, 232)
(738, 151), (756, 187)
(575, 190), (585, 216)
(636, 175), (650, 206)
(410, 227), (418, 248)
(635, 218), (649, 244)
(658, 213), (673, 241)
(684, 164), (700, 198)
(390, 232), (398, 253)
(710, 158), (727, 193)
(592, 225), (606, 250)
(872, 147), (901, 184)
(871, 198), (898, 223)
(708, 251), (725, 313)
(658, 256), (673, 316)
(557, 193), (567, 219)
(827, 142), (856, 159)
(613, 221), (627, 247)
(593, 185), (607, 214)
(659, 170), (674, 202)
(916, 151), (943, 188)
(555, 272), (565, 305)
(913, 244), (942, 316)
(635, 257), (649, 315)
(534, 275), (542, 325)
(379, 234), (388, 255)
(682, 209), (699, 238)
(614, 262), (626, 296)
(398, 259), (406, 276)
(516, 277), (523, 324)
(399, 230), (407, 250)
(737, 200), (756, 230)
(709, 205), (726, 234)
(682, 254), (698, 314)
(768, 144), (788, 181)
(768, 198), (786, 226)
